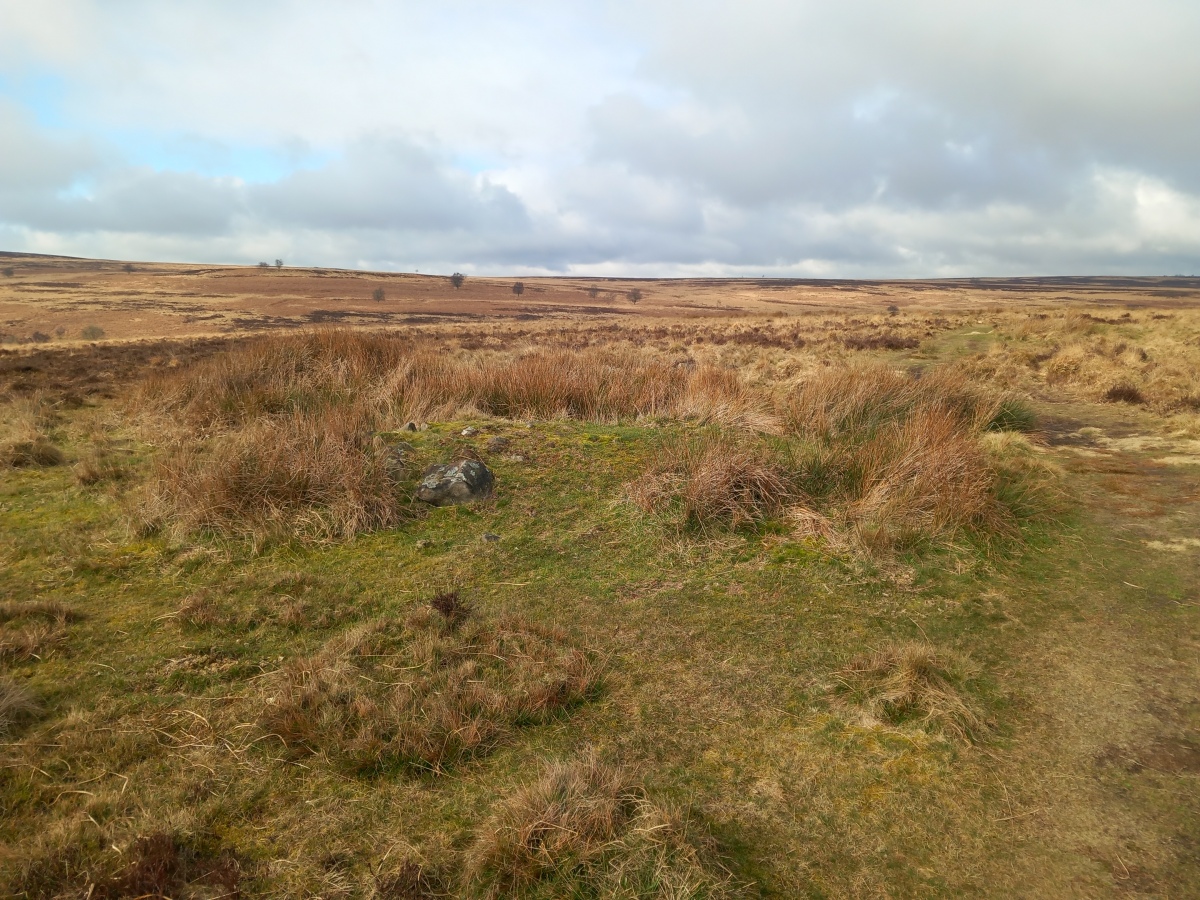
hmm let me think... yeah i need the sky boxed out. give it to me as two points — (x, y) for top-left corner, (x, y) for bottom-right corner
(1, 0), (1199, 277)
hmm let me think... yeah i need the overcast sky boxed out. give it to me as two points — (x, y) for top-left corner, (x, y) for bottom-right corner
(2, 0), (1199, 276)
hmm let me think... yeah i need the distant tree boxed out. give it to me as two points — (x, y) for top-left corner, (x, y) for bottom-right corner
(258, 261), (270, 268)
(275, 259), (283, 269)
(512, 281), (524, 296)
(373, 287), (386, 302)
(886, 304), (899, 316)
(123, 263), (135, 273)
(2, 267), (13, 277)
(450, 272), (465, 289)
(80, 325), (105, 340)
(31, 331), (50, 343)
(587, 286), (600, 299)
(54, 325), (66, 338)
(627, 288), (642, 303)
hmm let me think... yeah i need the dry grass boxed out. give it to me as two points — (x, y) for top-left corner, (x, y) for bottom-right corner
(834, 406), (1015, 551)
(9, 822), (243, 900)
(786, 363), (1014, 439)
(465, 753), (738, 899)
(0, 396), (67, 468)
(0, 677), (39, 737)
(258, 607), (602, 774)
(981, 307), (1200, 413)
(134, 331), (784, 541)
(834, 642), (984, 742)
(629, 364), (1047, 552)
(1, 438), (65, 468)
(0, 623), (67, 663)
(0, 599), (78, 624)
(142, 401), (409, 542)
(628, 432), (795, 530)
(73, 446), (127, 485)
(0, 600), (78, 664)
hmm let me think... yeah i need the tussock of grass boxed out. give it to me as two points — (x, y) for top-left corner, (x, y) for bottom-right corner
(0, 678), (39, 737)
(630, 365), (1050, 553)
(73, 446), (127, 485)
(1104, 382), (1145, 404)
(1, 437), (65, 468)
(0, 599), (78, 624)
(143, 402), (409, 541)
(835, 642), (984, 742)
(258, 607), (601, 774)
(0, 602), (77, 664)
(0, 623), (67, 663)
(836, 406), (1015, 552)
(9, 822), (243, 900)
(374, 859), (447, 899)
(465, 753), (739, 899)
(628, 432), (795, 530)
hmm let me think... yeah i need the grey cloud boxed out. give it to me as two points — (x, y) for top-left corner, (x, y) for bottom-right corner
(251, 137), (529, 233)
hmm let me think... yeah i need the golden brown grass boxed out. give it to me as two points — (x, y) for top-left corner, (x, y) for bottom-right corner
(0, 396), (67, 468)
(142, 401), (408, 542)
(134, 330), (784, 541)
(628, 432), (796, 530)
(139, 330), (772, 429)
(834, 641), (983, 742)
(465, 753), (738, 899)
(628, 363), (1048, 552)
(258, 607), (601, 774)
(0, 599), (78, 624)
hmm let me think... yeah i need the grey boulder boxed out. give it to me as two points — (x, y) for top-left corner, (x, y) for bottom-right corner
(416, 460), (494, 506)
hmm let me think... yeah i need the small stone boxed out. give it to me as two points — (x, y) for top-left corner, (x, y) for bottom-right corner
(415, 539), (432, 549)
(482, 532), (500, 542)
(415, 459), (495, 506)
(485, 435), (511, 453)
(506, 454), (525, 463)
(404, 421), (418, 432)
(382, 440), (415, 476)
(461, 426), (478, 437)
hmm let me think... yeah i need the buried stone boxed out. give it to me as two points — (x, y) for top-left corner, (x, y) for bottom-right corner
(416, 459), (494, 506)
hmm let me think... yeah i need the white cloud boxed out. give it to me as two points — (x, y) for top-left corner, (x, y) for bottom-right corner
(0, 0), (1197, 274)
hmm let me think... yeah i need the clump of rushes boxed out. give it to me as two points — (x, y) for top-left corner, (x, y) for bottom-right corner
(430, 589), (473, 629)
(1104, 382), (1145, 404)
(834, 642), (984, 742)
(257, 608), (601, 775)
(465, 752), (740, 899)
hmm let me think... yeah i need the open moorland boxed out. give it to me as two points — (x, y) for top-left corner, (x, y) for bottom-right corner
(2, 254), (1200, 898)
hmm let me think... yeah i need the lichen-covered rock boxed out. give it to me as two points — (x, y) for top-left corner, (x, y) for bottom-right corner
(415, 460), (494, 506)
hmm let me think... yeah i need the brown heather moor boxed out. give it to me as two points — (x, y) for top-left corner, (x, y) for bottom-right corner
(1, 259), (1199, 898)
